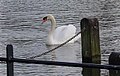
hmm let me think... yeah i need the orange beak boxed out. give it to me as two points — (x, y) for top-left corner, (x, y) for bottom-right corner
(42, 19), (47, 24)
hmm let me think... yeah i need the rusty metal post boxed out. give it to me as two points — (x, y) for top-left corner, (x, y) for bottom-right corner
(6, 44), (14, 76)
(109, 52), (120, 76)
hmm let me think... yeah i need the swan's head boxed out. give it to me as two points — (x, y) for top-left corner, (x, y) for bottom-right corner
(42, 16), (47, 23)
(42, 14), (55, 24)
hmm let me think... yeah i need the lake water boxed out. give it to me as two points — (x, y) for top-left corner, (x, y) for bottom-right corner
(0, 0), (120, 76)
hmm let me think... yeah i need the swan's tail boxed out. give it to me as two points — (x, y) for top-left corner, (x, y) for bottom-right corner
(69, 33), (81, 43)
(74, 33), (81, 42)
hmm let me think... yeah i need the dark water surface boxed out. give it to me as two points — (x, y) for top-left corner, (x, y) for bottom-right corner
(0, 0), (120, 76)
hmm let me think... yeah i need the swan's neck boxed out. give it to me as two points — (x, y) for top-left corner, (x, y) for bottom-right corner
(50, 16), (56, 31)
(47, 16), (57, 45)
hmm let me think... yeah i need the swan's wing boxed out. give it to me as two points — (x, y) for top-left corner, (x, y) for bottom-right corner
(63, 24), (76, 40)
(53, 26), (67, 41)
(53, 24), (76, 42)
(66, 25), (80, 42)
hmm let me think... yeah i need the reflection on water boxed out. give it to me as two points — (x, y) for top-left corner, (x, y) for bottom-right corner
(0, 0), (120, 76)
(46, 44), (81, 62)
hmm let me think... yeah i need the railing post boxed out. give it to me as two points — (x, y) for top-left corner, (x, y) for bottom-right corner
(81, 18), (101, 76)
(109, 52), (120, 76)
(6, 44), (14, 76)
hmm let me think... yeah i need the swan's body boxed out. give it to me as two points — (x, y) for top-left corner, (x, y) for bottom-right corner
(42, 14), (80, 45)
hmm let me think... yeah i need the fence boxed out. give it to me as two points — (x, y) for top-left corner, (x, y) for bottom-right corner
(0, 44), (120, 76)
(0, 18), (120, 76)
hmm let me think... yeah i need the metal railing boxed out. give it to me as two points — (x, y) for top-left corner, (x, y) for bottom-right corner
(0, 44), (120, 76)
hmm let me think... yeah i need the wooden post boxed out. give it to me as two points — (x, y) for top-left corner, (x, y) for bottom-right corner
(81, 18), (101, 76)
(6, 44), (14, 76)
(109, 52), (120, 76)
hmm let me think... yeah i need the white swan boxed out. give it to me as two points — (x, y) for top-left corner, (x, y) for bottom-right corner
(42, 14), (80, 45)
